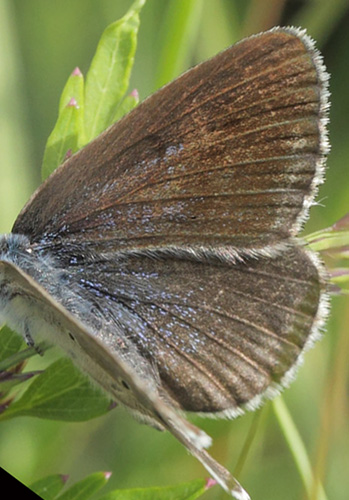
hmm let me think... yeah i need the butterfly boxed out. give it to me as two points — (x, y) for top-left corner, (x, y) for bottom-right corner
(0, 27), (329, 499)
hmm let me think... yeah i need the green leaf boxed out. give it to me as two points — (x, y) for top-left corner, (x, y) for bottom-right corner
(56, 472), (111, 500)
(307, 230), (349, 252)
(306, 213), (349, 251)
(0, 325), (24, 362)
(111, 89), (139, 123)
(41, 68), (84, 179)
(0, 371), (41, 395)
(329, 269), (349, 293)
(30, 474), (68, 500)
(84, 0), (145, 142)
(0, 358), (111, 421)
(29, 475), (210, 500)
(306, 213), (349, 292)
(99, 478), (209, 500)
(0, 342), (49, 373)
(40, 0), (145, 179)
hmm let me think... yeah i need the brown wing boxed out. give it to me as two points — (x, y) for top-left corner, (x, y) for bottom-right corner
(13, 28), (328, 257)
(67, 244), (325, 415)
(0, 259), (250, 499)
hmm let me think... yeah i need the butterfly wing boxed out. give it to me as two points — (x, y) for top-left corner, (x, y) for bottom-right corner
(0, 259), (250, 499)
(13, 28), (328, 259)
(62, 243), (326, 416)
(6, 27), (329, 500)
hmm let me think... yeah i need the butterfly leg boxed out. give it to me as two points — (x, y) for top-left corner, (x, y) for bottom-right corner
(24, 323), (44, 356)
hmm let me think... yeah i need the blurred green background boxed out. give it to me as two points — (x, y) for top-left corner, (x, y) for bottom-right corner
(0, 0), (348, 499)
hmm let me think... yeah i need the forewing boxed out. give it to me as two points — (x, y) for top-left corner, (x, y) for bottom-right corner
(13, 28), (328, 256)
(71, 244), (325, 415)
